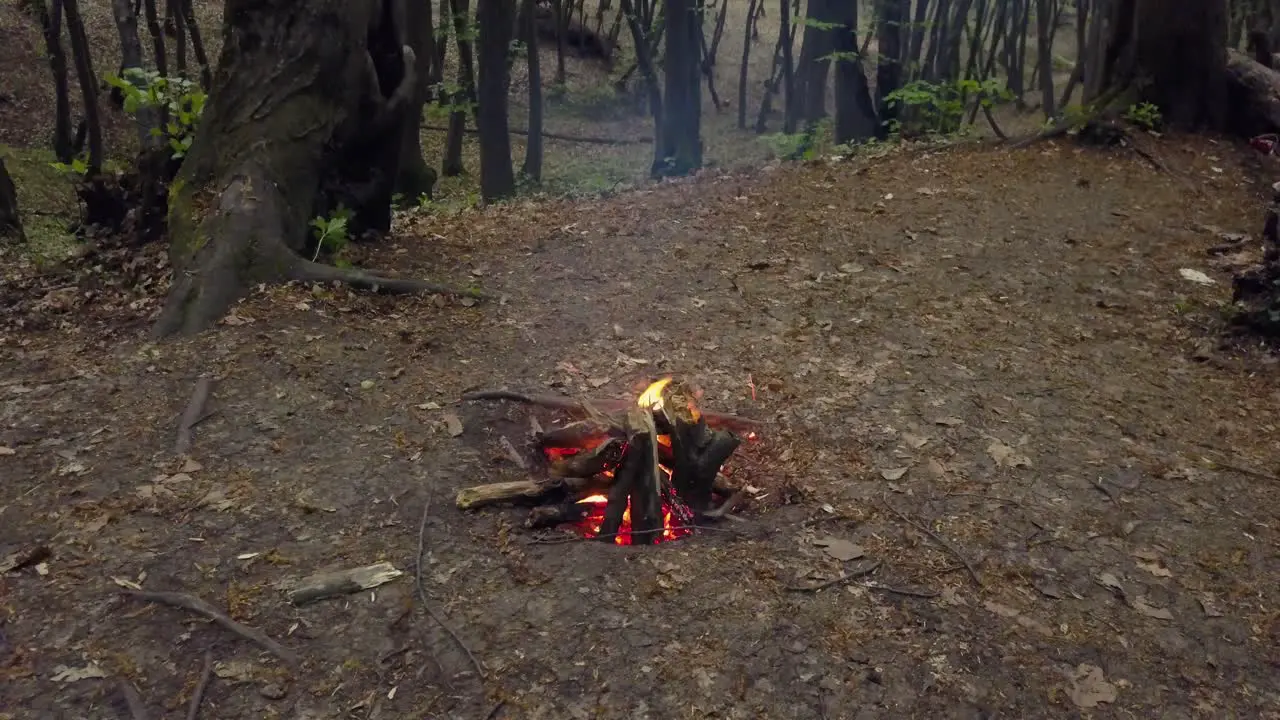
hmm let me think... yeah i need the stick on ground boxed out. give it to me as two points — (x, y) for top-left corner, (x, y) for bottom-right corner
(186, 651), (214, 720)
(882, 496), (984, 587)
(174, 376), (213, 455)
(119, 678), (150, 720)
(121, 590), (299, 668)
(416, 491), (486, 679)
(785, 561), (882, 592)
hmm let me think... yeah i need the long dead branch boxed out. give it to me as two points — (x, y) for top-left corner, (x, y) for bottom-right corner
(415, 491), (486, 679)
(174, 376), (212, 455)
(121, 590), (299, 668)
(460, 389), (763, 433)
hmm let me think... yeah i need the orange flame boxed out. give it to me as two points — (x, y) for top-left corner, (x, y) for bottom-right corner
(574, 487), (690, 545)
(636, 377), (672, 411)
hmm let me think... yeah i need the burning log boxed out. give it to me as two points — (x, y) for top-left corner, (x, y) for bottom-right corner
(457, 377), (754, 544)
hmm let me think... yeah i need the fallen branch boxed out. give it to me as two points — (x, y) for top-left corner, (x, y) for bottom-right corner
(174, 376), (213, 455)
(460, 389), (762, 433)
(416, 491), (486, 679)
(119, 678), (150, 720)
(882, 496), (983, 587)
(420, 123), (650, 145)
(286, 562), (405, 605)
(185, 651), (214, 720)
(785, 561), (882, 592)
(294, 260), (492, 299)
(862, 583), (940, 598)
(121, 590), (299, 668)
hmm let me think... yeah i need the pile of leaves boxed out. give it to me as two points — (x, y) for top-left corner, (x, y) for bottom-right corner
(1231, 181), (1280, 340)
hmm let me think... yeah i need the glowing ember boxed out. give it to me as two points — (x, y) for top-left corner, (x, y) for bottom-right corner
(636, 377), (672, 411)
(573, 487), (693, 545)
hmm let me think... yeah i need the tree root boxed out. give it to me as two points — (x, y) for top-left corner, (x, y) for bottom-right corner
(293, 259), (491, 299)
(121, 589), (299, 669)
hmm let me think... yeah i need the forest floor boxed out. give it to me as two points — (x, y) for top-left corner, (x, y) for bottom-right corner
(3, 135), (1280, 719)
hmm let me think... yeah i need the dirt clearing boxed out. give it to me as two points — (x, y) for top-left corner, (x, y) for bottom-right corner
(2, 139), (1279, 718)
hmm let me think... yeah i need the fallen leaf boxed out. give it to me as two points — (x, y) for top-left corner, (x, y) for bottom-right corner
(459, 297), (477, 307)
(813, 537), (865, 561)
(51, 663), (108, 683)
(359, 379), (375, 390)
(983, 600), (1053, 636)
(1135, 560), (1173, 578)
(986, 440), (1032, 468)
(417, 401), (442, 410)
(1178, 268), (1215, 285)
(1129, 595), (1174, 620)
(111, 576), (143, 591)
(1095, 572), (1125, 596)
(901, 433), (929, 449)
(442, 413), (464, 437)
(1198, 592), (1224, 617)
(214, 659), (257, 682)
(1067, 664), (1117, 708)
(588, 376), (611, 388)
(879, 466), (909, 481)
(934, 416), (964, 427)
(178, 458), (203, 473)
(0, 446), (14, 456)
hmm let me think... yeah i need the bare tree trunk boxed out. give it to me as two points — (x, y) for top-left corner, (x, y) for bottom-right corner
(797, 0), (836, 124)
(179, 0), (212, 87)
(619, 0), (665, 171)
(1057, 0), (1088, 107)
(142, 0), (168, 77)
(655, 0), (702, 175)
(522, 0), (544, 180)
(877, 0), (907, 122)
(907, 0), (932, 81)
(156, 0), (454, 337)
(1035, 0), (1056, 116)
(476, 0), (516, 199)
(443, 0), (476, 176)
(63, 0), (103, 175)
(109, 0), (161, 147)
(552, 0), (569, 84)
(779, 0), (797, 133)
(738, 0), (760, 128)
(31, 0), (77, 162)
(395, 0), (439, 201)
(168, 0), (188, 76)
(833, 0), (880, 142)
(1093, 0), (1228, 129)
(0, 158), (24, 245)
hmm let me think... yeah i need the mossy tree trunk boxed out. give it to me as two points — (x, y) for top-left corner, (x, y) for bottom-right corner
(154, 0), (464, 338)
(1086, 0), (1228, 129)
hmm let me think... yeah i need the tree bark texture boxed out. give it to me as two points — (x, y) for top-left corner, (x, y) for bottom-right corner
(1092, 0), (1228, 129)
(155, 0), (424, 337)
(0, 158), (24, 244)
(654, 0), (702, 176)
(394, 0), (439, 201)
(476, 0), (517, 200)
(522, 0), (545, 181)
(832, 0), (879, 143)
(875, 0), (906, 120)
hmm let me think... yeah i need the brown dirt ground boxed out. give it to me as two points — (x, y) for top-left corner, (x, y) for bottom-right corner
(3, 136), (1280, 719)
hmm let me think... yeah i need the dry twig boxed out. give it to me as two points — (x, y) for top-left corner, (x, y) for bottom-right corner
(121, 590), (298, 668)
(174, 376), (213, 455)
(416, 491), (486, 679)
(882, 496), (984, 587)
(785, 561), (882, 592)
(119, 678), (150, 720)
(185, 651), (214, 720)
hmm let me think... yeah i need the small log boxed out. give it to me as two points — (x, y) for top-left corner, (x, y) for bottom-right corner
(286, 562), (404, 605)
(536, 420), (621, 449)
(456, 480), (553, 509)
(547, 437), (625, 478)
(626, 433), (663, 545)
(598, 438), (642, 541)
(526, 501), (593, 529)
(666, 415), (741, 514)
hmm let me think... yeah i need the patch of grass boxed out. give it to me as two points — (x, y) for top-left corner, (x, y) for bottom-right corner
(1, 144), (79, 264)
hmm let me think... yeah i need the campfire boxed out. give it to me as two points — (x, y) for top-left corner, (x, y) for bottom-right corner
(456, 378), (759, 544)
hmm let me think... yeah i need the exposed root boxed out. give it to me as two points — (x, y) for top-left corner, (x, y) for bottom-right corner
(293, 259), (491, 299)
(121, 589), (299, 668)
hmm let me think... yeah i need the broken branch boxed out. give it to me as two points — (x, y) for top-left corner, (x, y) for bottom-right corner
(785, 561), (882, 592)
(416, 491), (485, 679)
(185, 651), (213, 720)
(121, 589), (299, 668)
(286, 562), (404, 605)
(174, 376), (213, 455)
(882, 496), (983, 587)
